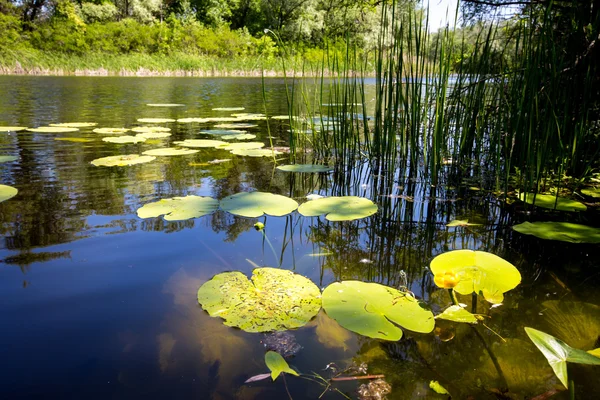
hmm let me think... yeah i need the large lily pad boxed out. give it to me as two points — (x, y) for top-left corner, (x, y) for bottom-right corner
(173, 139), (227, 148)
(519, 193), (587, 212)
(0, 126), (27, 132)
(93, 128), (130, 134)
(430, 250), (521, 304)
(91, 154), (155, 167)
(54, 137), (94, 143)
(137, 118), (176, 123)
(297, 196), (378, 221)
(50, 122), (97, 128)
(220, 192), (298, 217)
(0, 156), (18, 163)
(277, 164), (333, 173)
(27, 126), (79, 133)
(0, 184), (18, 202)
(322, 281), (435, 341)
(230, 148), (281, 157)
(137, 195), (218, 221)
(512, 221), (600, 243)
(197, 267), (321, 332)
(103, 135), (146, 144)
(142, 148), (199, 156)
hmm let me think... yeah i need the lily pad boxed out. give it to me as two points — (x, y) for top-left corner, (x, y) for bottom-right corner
(0, 184), (18, 202)
(135, 131), (172, 139)
(147, 103), (184, 107)
(205, 117), (241, 122)
(173, 139), (227, 148)
(220, 192), (298, 217)
(512, 221), (600, 243)
(102, 136), (146, 144)
(435, 305), (478, 324)
(137, 195), (218, 220)
(218, 142), (265, 151)
(137, 118), (176, 123)
(277, 164), (334, 173)
(519, 193), (587, 212)
(321, 281), (435, 340)
(91, 154), (155, 167)
(0, 126), (27, 132)
(131, 126), (171, 133)
(297, 196), (378, 221)
(231, 113), (266, 119)
(230, 148), (281, 157)
(220, 133), (257, 140)
(49, 122), (97, 128)
(265, 351), (298, 380)
(213, 107), (245, 111)
(581, 187), (600, 198)
(142, 148), (199, 156)
(200, 129), (247, 136)
(430, 250), (521, 304)
(177, 117), (210, 123)
(0, 156), (18, 163)
(27, 126), (79, 133)
(214, 123), (258, 129)
(197, 267), (322, 332)
(54, 137), (94, 143)
(93, 128), (130, 134)
(446, 219), (481, 227)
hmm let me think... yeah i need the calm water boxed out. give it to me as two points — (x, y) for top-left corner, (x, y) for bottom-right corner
(0, 76), (598, 400)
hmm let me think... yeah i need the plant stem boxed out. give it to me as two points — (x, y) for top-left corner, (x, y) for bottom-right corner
(448, 289), (459, 305)
(569, 379), (575, 400)
(330, 374), (385, 382)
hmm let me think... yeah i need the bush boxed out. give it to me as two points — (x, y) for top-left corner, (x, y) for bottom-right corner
(78, 2), (119, 24)
(0, 13), (25, 50)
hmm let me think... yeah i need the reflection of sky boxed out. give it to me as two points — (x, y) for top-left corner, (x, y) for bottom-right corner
(423, 0), (459, 31)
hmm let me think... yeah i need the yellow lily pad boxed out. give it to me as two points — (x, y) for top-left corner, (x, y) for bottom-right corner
(50, 122), (97, 128)
(91, 154), (155, 167)
(142, 148), (199, 156)
(102, 136), (146, 144)
(137, 118), (176, 123)
(0, 126), (27, 132)
(27, 126), (79, 133)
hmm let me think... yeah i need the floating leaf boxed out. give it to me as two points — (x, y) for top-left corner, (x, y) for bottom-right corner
(321, 281), (435, 341)
(277, 164), (333, 173)
(197, 267), (321, 332)
(430, 250), (521, 304)
(142, 148), (199, 156)
(201, 129), (247, 136)
(0, 126), (27, 132)
(265, 351), (298, 380)
(519, 193), (586, 212)
(297, 196), (377, 221)
(27, 126), (79, 133)
(429, 381), (449, 395)
(49, 122), (97, 128)
(131, 126), (171, 133)
(213, 107), (245, 111)
(219, 191), (298, 217)
(446, 219), (481, 227)
(91, 154), (155, 167)
(219, 142), (265, 151)
(512, 221), (600, 243)
(147, 103), (184, 107)
(135, 131), (171, 139)
(205, 117), (240, 122)
(102, 135), (146, 144)
(0, 184), (18, 202)
(173, 139), (227, 148)
(177, 117), (210, 123)
(220, 133), (257, 140)
(0, 156), (18, 163)
(435, 305), (478, 324)
(581, 187), (600, 198)
(230, 148), (281, 157)
(54, 137), (94, 143)
(137, 195), (218, 221)
(137, 118), (176, 123)
(214, 123), (258, 129)
(93, 127), (129, 134)
(271, 115), (298, 120)
(525, 327), (600, 389)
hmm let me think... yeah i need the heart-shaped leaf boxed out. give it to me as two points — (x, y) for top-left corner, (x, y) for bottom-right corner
(265, 351), (298, 380)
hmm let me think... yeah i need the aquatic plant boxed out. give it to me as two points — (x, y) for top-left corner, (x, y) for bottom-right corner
(137, 196), (219, 221)
(297, 196), (377, 221)
(219, 192), (299, 217)
(0, 184), (18, 203)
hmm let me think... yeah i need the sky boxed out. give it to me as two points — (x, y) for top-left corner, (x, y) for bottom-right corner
(422, 0), (460, 31)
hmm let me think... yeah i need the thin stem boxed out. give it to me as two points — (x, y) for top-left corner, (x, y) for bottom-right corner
(282, 373), (294, 400)
(448, 288), (459, 305)
(569, 379), (575, 400)
(471, 292), (478, 314)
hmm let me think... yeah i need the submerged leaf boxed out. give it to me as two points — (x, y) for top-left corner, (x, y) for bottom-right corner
(265, 351), (298, 380)
(177, 117), (210, 123)
(277, 164), (334, 173)
(435, 305), (478, 324)
(519, 193), (586, 212)
(173, 139), (227, 148)
(91, 154), (155, 167)
(219, 191), (298, 217)
(297, 196), (377, 221)
(244, 373), (272, 383)
(0, 184), (18, 203)
(197, 267), (321, 332)
(512, 221), (600, 243)
(321, 281), (435, 341)
(102, 135), (146, 144)
(142, 148), (199, 156)
(581, 187), (600, 198)
(137, 195), (218, 221)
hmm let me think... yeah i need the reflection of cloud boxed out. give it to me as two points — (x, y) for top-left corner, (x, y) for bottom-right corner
(118, 329), (140, 353)
(158, 333), (177, 372)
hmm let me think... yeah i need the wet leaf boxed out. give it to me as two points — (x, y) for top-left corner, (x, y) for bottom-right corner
(49, 122), (97, 128)
(265, 351), (298, 380)
(297, 196), (378, 221)
(0, 155), (19, 162)
(429, 380), (449, 395)
(213, 107), (245, 111)
(321, 281), (435, 341)
(102, 135), (146, 144)
(137, 195), (218, 221)
(525, 327), (600, 389)
(147, 103), (184, 107)
(430, 250), (521, 304)
(230, 148), (281, 157)
(137, 118), (176, 123)
(0, 126), (27, 132)
(142, 148), (199, 156)
(197, 267), (321, 332)
(0, 184), (18, 203)
(446, 219), (481, 227)
(277, 164), (334, 173)
(173, 139), (227, 148)
(91, 154), (155, 167)
(93, 128), (130, 134)
(512, 221), (600, 243)
(54, 137), (94, 143)
(27, 126), (79, 133)
(519, 193), (587, 212)
(435, 305), (478, 323)
(219, 191), (298, 217)
(135, 131), (172, 139)
(244, 373), (271, 383)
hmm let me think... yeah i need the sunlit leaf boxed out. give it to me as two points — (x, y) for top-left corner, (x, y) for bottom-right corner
(201, 129), (247, 136)
(137, 195), (218, 221)
(147, 103), (184, 107)
(430, 250), (521, 304)
(197, 267), (321, 332)
(218, 142), (264, 151)
(581, 187), (600, 198)
(49, 122), (97, 128)
(519, 193), (587, 212)
(91, 154), (155, 167)
(27, 126), (79, 133)
(512, 221), (600, 243)
(173, 139), (227, 148)
(142, 148), (199, 156)
(54, 137), (94, 143)
(177, 117), (210, 123)
(0, 184), (18, 203)
(220, 133), (257, 140)
(135, 131), (172, 139)
(102, 135), (146, 144)
(525, 327), (600, 389)
(322, 281), (435, 341)
(137, 118), (176, 123)
(131, 126), (171, 133)
(219, 191), (298, 217)
(93, 127), (130, 134)
(277, 164), (334, 173)
(0, 126), (27, 132)
(446, 219), (481, 227)
(435, 305), (478, 323)
(589, 349), (600, 357)
(429, 381), (449, 395)
(214, 123), (258, 129)
(213, 107), (245, 111)
(0, 155), (19, 162)
(297, 196), (377, 221)
(230, 148), (281, 157)
(265, 351), (298, 380)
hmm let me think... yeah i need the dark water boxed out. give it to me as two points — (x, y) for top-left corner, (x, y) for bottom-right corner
(0, 76), (598, 400)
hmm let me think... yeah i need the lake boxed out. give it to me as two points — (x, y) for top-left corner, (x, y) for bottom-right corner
(0, 76), (598, 399)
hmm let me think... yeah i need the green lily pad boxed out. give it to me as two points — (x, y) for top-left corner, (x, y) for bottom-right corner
(321, 281), (435, 341)
(177, 117), (210, 123)
(93, 128), (130, 134)
(297, 196), (378, 221)
(277, 164), (334, 173)
(137, 118), (176, 123)
(435, 305), (478, 324)
(147, 103), (184, 107)
(525, 327), (600, 389)
(49, 122), (97, 128)
(0, 184), (18, 202)
(27, 126), (79, 133)
(218, 142), (265, 151)
(0, 126), (27, 132)
(131, 126), (171, 133)
(201, 129), (247, 136)
(213, 107), (245, 111)
(446, 219), (481, 227)
(430, 250), (521, 304)
(142, 148), (199, 156)
(265, 351), (298, 380)
(214, 123), (258, 129)
(581, 187), (600, 198)
(91, 154), (155, 167)
(137, 195), (218, 220)
(220, 191), (298, 217)
(197, 267), (322, 332)
(512, 221), (600, 243)
(519, 193), (586, 212)
(102, 135), (146, 144)
(230, 148), (281, 157)
(54, 137), (94, 143)
(173, 139), (227, 148)
(220, 133), (257, 140)
(0, 156), (18, 163)
(135, 131), (171, 139)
